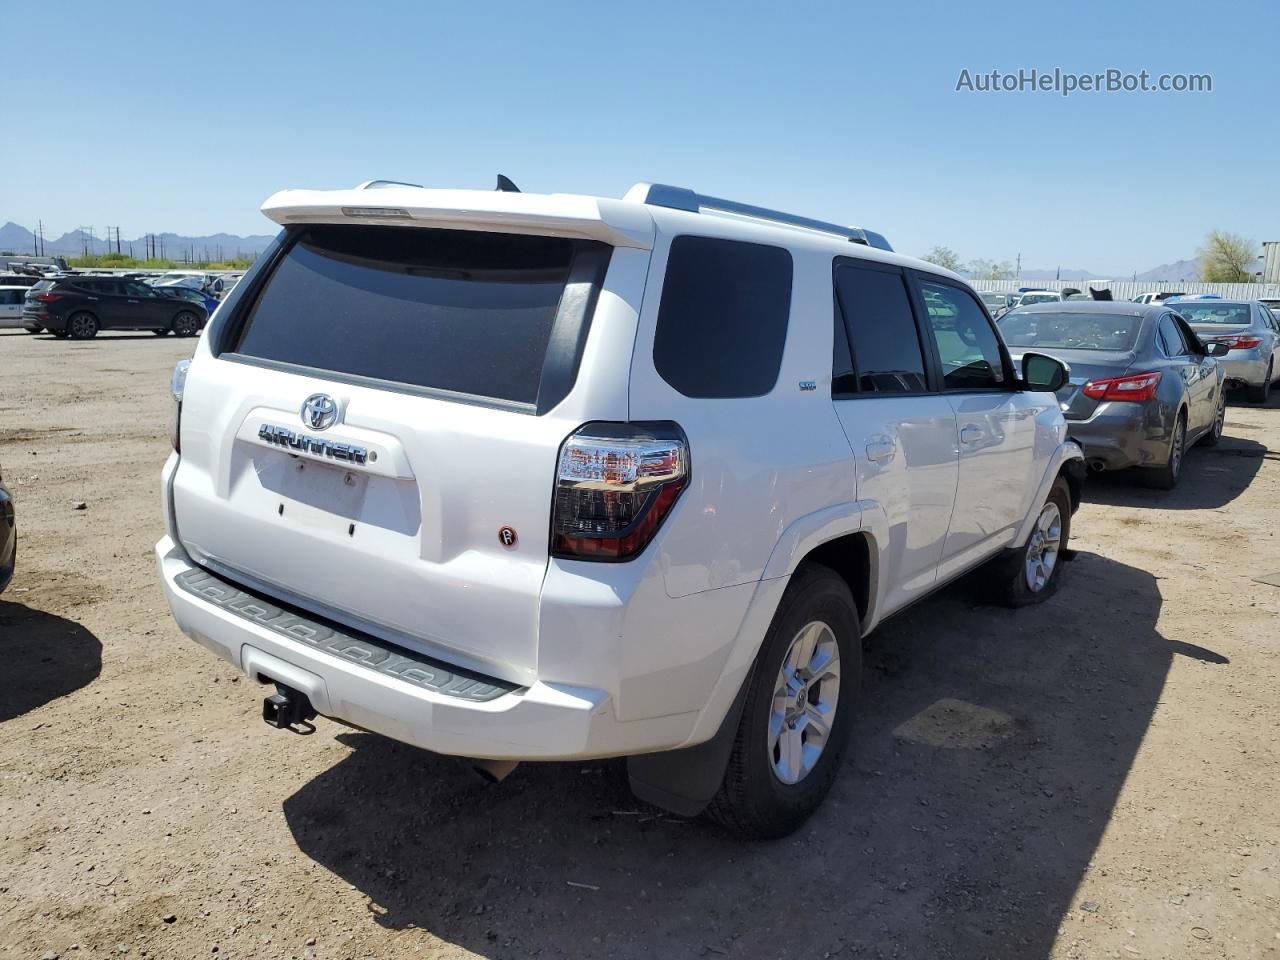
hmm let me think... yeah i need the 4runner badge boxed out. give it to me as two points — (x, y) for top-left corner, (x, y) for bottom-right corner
(258, 424), (369, 465)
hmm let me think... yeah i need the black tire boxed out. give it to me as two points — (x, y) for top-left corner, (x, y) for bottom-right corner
(24, 327), (42, 335)
(705, 564), (860, 839)
(171, 311), (202, 338)
(989, 477), (1072, 607)
(1201, 391), (1226, 447)
(52, 330), (68, 339)
(67, 312), (99, 340)
(1144, 411), (1186, 490)
(1246, 361), (1272, 404)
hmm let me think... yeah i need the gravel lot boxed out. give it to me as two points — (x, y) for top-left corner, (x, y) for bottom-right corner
(1, 328), (1278, 960)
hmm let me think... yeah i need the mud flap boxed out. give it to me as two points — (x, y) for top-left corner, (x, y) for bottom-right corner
(626, 673), (751, 817)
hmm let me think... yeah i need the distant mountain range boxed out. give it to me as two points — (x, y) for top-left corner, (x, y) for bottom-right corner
(0, 221), (277, 260)
(1018, 259), (1202, 282)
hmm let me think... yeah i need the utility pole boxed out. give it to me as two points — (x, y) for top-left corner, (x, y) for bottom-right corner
(1016, 252), (1022, 279)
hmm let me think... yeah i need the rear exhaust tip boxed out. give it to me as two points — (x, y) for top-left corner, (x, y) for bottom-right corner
(1088, 459), (1107, 473)
(470, 758), (520, 784)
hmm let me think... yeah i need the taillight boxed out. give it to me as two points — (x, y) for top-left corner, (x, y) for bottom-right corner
(551, 423), (689, 561)
(1081, 371), (1162, 403)
(169, 360), (190, 452)
(34, 292), (63, 303)
(1213, 335), (1263, 350)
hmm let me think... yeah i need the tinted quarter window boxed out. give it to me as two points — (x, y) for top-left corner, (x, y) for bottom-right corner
(919, 280), (1007, 390)
(834, 263), (927, 393)
(1158, 315), (1189, 356)
(653, 236), (792, 398)
(233, 225), (595, 406)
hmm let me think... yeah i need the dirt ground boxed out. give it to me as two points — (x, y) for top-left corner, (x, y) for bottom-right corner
(1, 328), (1277, 960)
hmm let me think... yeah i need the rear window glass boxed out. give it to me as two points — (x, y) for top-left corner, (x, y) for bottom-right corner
(999, 311), (1144, 351)
(1174, 303), (1252, 325)
(652, 236), (792, 398)
(232, 225), (586, 406)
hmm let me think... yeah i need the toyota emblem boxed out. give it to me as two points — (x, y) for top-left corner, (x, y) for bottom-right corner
(300, 394), (339, 431)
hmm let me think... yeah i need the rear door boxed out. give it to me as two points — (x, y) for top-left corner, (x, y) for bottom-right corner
(170, 223), (619, 683)
(831, 259), (958, 615)
(0, 289), (20, 324)
(90, 280), (131, 327)
(123, 281), (171, 328)
(914, 275), (1041, 577)
(1159, 313), (1213, 432)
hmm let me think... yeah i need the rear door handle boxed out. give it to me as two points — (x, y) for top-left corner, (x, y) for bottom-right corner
(960, 425), (986, 444)
(865, 438), (896, 463)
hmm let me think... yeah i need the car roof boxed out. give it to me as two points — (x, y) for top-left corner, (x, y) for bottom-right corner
(1005, 301), (1152, 316)
(262, 180), (964, 284)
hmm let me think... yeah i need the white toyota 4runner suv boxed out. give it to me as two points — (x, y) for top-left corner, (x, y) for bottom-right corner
(157, 178), (1084, 838)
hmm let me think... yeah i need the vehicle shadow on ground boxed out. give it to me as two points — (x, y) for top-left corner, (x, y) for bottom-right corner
(1084, 434), (1269, 510)
(0, 601), (102, 723)
(283, 552), (1199, 960)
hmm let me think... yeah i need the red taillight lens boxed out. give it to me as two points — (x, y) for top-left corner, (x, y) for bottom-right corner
(1213, 335), (1263, 350)
(552, 423), (689, 561)
(34, 293), (63, 303)
(1081, 371), (1162, 403)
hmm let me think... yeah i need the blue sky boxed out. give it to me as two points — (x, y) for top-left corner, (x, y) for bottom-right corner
(4, 0), (1276, 274)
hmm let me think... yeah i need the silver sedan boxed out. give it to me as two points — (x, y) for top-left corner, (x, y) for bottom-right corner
(1000, 302), (1229, 489)
(1173, 300), (1280, 403)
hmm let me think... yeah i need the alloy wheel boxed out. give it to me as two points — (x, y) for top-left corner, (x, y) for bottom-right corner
(769, 620), (841, 785)
(70, 314), (96, 339)
(1024, 500), (1063, 593)
(1170, 418), (1185, 479)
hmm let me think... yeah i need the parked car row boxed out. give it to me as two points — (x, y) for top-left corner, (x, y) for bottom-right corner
(20, 275), (210, 339)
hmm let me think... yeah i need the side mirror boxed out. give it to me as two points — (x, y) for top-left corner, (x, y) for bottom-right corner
(1022, 352), (1070, 392)
(1204, 341), (1230, 358)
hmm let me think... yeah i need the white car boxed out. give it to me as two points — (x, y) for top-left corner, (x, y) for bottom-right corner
(1013, 290), (1062, 307)
(1131, 291), (1186, 305)
(156, 179), (1084, 837)
(0, 286), (29, 328)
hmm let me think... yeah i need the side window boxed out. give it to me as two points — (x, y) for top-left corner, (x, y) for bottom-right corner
(1158, 314), (1189, 356)
(125, 281), (156, 298)
(918, 279), (1007, 390)
(652, 235), (792, 398)
(833, 262), (928, 393)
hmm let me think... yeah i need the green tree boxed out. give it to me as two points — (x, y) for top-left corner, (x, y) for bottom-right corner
(1198, 230), (1257, 282)
(921, 246), (961, 271)
(967, 258), (1015, 281)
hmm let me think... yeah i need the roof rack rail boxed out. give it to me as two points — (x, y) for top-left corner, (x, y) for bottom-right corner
(355, 179), (424, 190)
(629, 183), (892, 251)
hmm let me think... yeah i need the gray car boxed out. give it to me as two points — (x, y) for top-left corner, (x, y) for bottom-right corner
(999, 302), (1229, 489)
(1171, 300), (1280, 403)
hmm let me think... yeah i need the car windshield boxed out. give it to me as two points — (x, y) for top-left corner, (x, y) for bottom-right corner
(1019, 293), (1058, 305)
(999, 311), (1143, 351)
(1176, 303), (1251, 325)
(980, 293), (1005, 305)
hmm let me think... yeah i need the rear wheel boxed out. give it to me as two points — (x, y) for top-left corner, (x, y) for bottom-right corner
(171, 311), (201, 337)
(705, 565), (860, 839)
(989, 477), (1072, 606)
(67, 312), (99, 340)
(1201, 391), (1226, 447)
(1246, 361), (1272, 403)
(1145, 411), (1186, 490)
